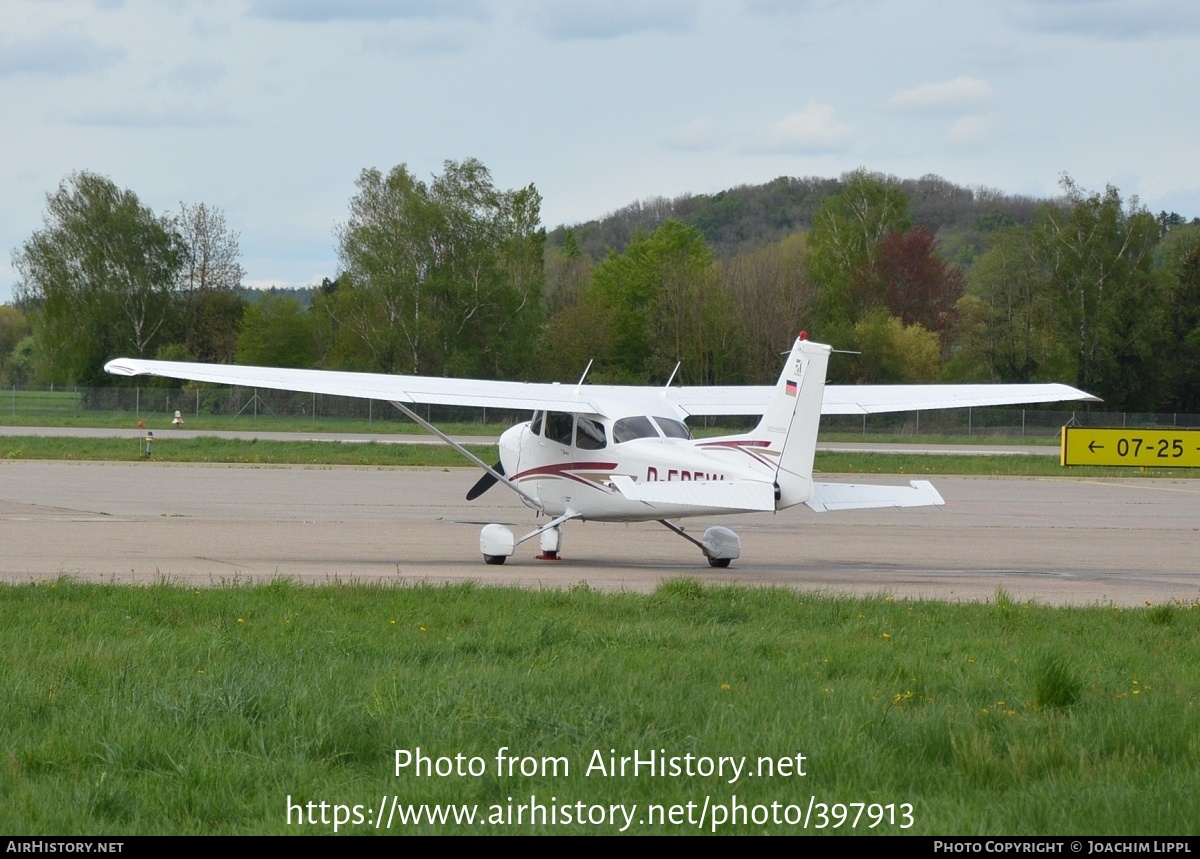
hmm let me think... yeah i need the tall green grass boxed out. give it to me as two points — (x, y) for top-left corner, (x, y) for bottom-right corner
(4, 434), (1199, 477)
(3, 580), (1198, 834)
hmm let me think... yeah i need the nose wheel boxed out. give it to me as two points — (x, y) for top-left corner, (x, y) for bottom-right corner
(478, 513), (579, 565)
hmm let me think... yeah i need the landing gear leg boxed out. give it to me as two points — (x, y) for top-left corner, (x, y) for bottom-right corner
(658, 520), (741, 568)
(536, 525), (563, 561)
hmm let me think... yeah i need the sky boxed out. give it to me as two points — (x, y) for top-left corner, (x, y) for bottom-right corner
(2, 0), (1198, 303)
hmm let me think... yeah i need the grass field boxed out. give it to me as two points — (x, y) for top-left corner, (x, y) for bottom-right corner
(3, 579), (1197, 835)
(2, 434), (1198, 478)
(4, 427), (1196, 836)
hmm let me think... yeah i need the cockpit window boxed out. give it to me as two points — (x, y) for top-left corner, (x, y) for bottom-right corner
(653, 417), (692, 440)
(545, 412), (574, 445)
(612, 416), (658, 443)
(575, 417), (607, 450)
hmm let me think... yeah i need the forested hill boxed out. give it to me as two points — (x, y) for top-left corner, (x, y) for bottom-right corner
(548, 173), (1051, 267)
(9, 164), (1200, 413)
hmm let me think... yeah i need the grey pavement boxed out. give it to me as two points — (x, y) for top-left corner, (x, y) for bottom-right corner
(2, 460), (1196, 606)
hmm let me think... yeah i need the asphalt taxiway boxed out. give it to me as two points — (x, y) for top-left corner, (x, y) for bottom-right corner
(1, 459), (1197, 606)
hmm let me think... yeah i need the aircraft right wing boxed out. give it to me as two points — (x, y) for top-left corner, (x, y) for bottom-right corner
(664, 382), (1099, 416)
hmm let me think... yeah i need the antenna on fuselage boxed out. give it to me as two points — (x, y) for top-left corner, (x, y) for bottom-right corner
(574, 359), (593, 396)
(663, 361), (681, 392)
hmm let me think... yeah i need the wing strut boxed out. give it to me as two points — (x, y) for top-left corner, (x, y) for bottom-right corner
(387, 399), (543, 511)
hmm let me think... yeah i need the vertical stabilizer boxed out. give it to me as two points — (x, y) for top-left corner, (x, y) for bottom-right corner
(749, 336), (831, 509)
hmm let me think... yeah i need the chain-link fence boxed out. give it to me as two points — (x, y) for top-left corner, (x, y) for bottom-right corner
(5, 384), (1199, 438)
(3, 385), (529, 427)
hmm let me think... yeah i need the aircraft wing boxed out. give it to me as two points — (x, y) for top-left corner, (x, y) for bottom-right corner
(104, 358), (1099, 418)
(664, 382), (1100, 416)
(104, 358), (611, 414)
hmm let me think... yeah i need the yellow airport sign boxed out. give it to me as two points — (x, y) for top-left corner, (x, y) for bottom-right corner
(1061, 427), (1200, 467)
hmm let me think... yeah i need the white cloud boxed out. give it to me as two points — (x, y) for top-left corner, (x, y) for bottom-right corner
(947, 113), (997, 148)
(248, 0), (492, 23)
(663, 115), (723, 152)
(889, 76), (993, 112)
(1015, 0), (1200, 39)
(362, 19), (479, 54)
(752, 103), (853, 153)
(71, 100), (239, 129)
(0, 31), (122, 78)
(524, 0), (697, 40)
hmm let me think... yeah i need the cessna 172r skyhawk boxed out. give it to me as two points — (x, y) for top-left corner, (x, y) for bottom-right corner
(105, 335), (1096, 567)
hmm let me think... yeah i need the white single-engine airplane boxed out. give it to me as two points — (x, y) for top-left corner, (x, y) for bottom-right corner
(105, 335), (1096, 567)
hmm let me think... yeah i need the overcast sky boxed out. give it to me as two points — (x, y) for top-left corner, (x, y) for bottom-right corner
(3, 0), (1198, 303)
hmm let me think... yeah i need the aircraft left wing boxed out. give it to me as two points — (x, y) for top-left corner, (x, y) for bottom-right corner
(104, 358), (610, 415)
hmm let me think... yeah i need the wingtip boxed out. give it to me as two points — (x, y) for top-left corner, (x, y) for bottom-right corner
(103, 358), (140, 376)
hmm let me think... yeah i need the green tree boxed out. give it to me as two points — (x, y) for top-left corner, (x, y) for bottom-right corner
(13, 171), (184, 384)
(1033, 177), (1161, 403)
(585, 220), (726, 383)
(718, 233), (817, 383)
(0, 305), (31, 369)
(333, 159), (544, 378)
(841, 309), (940, 383)
(3, 335), (36, 386)
(1159, 240), (1200, 411)
(808, 169), (912, 329)
(235, 294), (317, 368)
(950, 227), (1070, 383)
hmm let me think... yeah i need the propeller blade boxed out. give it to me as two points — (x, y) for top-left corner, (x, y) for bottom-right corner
(466, 461), (505, 501)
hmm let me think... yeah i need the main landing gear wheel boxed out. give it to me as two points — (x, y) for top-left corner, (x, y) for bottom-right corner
(708, 557), (731, 568)
(483, 554), (506, 566)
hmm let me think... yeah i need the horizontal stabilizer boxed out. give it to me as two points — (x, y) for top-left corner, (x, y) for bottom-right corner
(610, 475), (776, 512)
(805, 480), (945, 512)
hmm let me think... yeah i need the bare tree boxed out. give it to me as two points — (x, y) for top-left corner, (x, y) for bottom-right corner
(175, 202), (245, 295)
(173, 202), (246, 362)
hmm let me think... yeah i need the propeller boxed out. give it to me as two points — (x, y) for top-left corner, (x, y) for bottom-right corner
(466, 461), (505, 501)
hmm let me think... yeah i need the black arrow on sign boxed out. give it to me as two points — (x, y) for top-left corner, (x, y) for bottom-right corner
(1088, 441), (1104, 453)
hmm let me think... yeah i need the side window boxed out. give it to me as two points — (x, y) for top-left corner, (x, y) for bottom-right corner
(574, 417), (607, 450)
(529, 411), (544, 436)
(545, 412), (574, 446)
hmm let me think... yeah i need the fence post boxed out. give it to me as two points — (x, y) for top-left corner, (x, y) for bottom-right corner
(136, 387), (140, 418)
(968, 408), (972, 437)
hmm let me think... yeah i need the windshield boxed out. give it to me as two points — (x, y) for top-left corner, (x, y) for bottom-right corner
(612, 416), (658, 443)
(652, 417), (692, 440)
